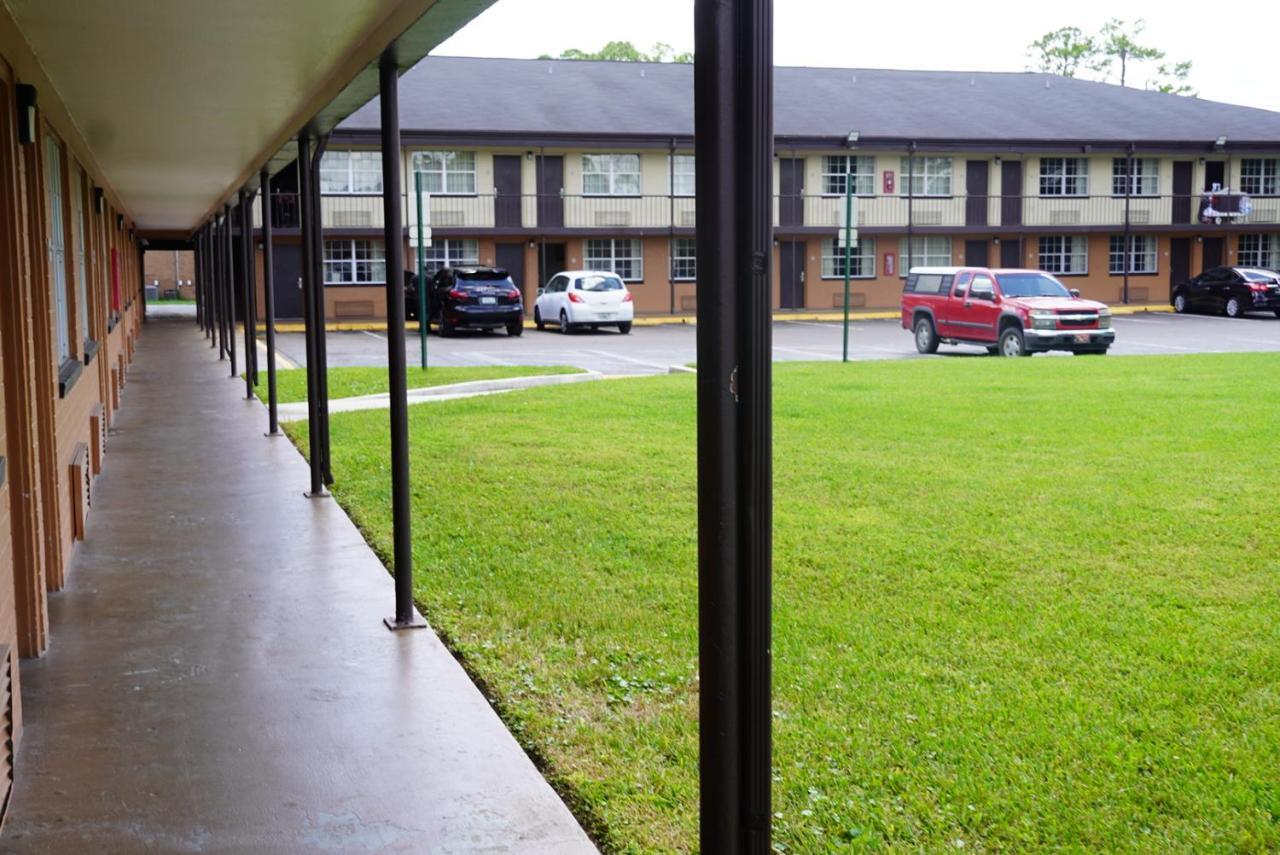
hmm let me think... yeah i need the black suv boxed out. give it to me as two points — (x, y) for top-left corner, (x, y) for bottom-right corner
(1172, 267), (1280, 318)
(408, 267), (524, 336)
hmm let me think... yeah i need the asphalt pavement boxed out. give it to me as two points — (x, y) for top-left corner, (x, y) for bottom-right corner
(269, 311), (1280, 376)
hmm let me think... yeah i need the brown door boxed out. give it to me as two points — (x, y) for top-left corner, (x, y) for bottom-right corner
(1172, 161), (1193, 224)
(965, 161), (989, 227)
(779, 159), (804, 227)
(779, 240), (805, 308)
(536, 241), (566, 287)
(1170, 237), (1191, 301)
(496, 242), (525, 304)
(964, 239), (989, 267)
(494, 155), (522, 228)
(1001, 161), (1022, 226)
(535, 156), (563, 229)
(1000, 238), (1022, 268)
(1202, 237), (1224, 269)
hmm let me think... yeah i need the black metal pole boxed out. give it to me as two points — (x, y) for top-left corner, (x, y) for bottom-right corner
(379, 50), (424, 631)
(298, 135), (327, 497)
(217, 215), (229, 360)
(194, 231), (202, 329)
(243, 192), (259, 387)
(206, 226), (217, 343)
(262, 168), (280, 436)
(224, 203), (237, 378)
(1123, 144), (1133, 305)
(239, 189), (255, 399)
(310, 135), (333, 485)
(693, 0), (773, 851)
(907, 143), (915, 273)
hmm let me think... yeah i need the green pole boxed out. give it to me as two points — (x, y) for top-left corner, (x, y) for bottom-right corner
(841, 171), (853, 363)
(415, 169), (428, 371)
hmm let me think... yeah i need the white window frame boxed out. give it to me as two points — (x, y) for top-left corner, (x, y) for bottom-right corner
(1240, 159), (1280, 196)
(585, 238), (643, 281)
(322, 239), (386, 285)
(1039, 157), (1090, 197)
(1037, 235), (1089, 275)
(1108, 235), (1157, 274)
(1238, 234), (1280, 269)
(898, 236), (951, 275)
(822, 155), (876, 197)
(46, 135), (71, 365)
(821, 237), (875, 279)
(412, 150), (477, 196)
(423, 239), (480, 275)
(71, 164), (90, 345)
(319, 150), (383, 195)
(671, 155), (696, 197)
(1111, 158), (1159, 196)
(582, 154), (642, 196)
(899, 157), (952, 197)
(670, 237), (697, 280)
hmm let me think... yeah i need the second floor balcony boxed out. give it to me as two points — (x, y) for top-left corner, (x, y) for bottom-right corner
(254, 191), (1280, 234)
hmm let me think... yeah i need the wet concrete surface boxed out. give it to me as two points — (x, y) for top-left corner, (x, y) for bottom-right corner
(1, 319), (595, 854)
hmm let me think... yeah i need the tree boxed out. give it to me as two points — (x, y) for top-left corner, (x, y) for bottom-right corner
(1148, 60), (1196, 97)
(1027, 27), (1095, 78)
(538, 40), (693, 63)
(1093, 18), (1164, 87)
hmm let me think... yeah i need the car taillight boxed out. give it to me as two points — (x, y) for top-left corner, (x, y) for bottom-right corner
(508, 289), (522, 300)
(448, 288), (467, 300)
(1249, 283), (1268, 292)
(568, 292), (584, 303)
(622, 292), (633, 302)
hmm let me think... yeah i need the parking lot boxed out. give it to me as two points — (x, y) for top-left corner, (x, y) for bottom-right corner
(272, 311), (1280, 376)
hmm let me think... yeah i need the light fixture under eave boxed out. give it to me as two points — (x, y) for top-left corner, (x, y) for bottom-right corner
(846, 130), (859, 147)
(1215, 135), (1228, 148)
(15, 83), (36, 145)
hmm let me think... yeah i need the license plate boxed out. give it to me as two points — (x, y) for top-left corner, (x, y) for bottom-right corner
(1073, 333), (1091, 343)
(480, 296), (497, 305)
(598, 313), (616, 319)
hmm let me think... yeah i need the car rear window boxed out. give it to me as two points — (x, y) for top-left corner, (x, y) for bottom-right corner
(1240, 269), (1275, 282)
(455, 277), (514, 291)
(908, 273), (949, 294)
(457, 269), (507, 280)
(577, 275), (624, 291)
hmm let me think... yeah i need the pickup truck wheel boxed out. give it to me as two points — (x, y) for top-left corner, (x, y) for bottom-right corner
(999, 326), (1029, 357)
(913, 317), (939, 354)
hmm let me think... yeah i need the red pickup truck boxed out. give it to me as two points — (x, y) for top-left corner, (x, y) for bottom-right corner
(901, 266), (1115, 356)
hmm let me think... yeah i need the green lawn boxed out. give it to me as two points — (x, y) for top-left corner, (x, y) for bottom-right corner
(288, 353), (1280, 853)
(258, 364), (582, 404)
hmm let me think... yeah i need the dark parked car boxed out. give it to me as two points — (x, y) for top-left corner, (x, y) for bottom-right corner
(408, 266), (524, 336)
(1172, 267), (1280, 318)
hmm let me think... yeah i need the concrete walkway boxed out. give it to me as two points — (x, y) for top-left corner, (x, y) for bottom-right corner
(2, 319), (596, 853)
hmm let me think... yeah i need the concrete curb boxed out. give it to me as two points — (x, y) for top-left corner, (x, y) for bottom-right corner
(275, 370), (603, 421)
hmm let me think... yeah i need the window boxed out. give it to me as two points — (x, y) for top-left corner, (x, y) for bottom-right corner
(322, 239), (386, 284)
(585, 238), (643, 281)
(1240, 159), (1280, 196)
(319, 151), (383, 194)
(820, 237), (876, 278)
(412, 151), (477, 195)
(823, 155), (875, 196)
(45, 135), (70, 364)
(1038, 235), (1088, 275)
(899, 236), (951, 272)
(583, 154), (641, 196)
(422, 239), (479, 275)
(1039, 158), (1089, 196)
(671, 238), (697, 280)
(1108, 235), (1157, 274)
(951, 271), (972, 297)
(899, 157), (952, 196)
(904, 272), (951, 294)
(672, 155), (696, 196)
(71, 165), (89, 345)
(1238, 234), (1280, 269)
(1111, 158), (1159, 196)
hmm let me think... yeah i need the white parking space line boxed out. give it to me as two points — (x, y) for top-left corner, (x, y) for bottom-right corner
(773, 346), (839, 359)
(1116, 317), (1171, 325)
(466, 351), (516, 366)
(584, 350), (673, 370)
(362, 330), (387, 342)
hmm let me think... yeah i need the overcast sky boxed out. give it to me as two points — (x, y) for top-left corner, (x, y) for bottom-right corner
(436, 0), (1280, 113)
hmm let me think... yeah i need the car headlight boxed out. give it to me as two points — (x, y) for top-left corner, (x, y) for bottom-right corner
(1098, 308), (1112, 329)
(1030, 310), (1057, 330)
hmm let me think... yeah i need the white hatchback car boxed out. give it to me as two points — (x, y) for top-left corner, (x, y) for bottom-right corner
(533, 270), (634, 334)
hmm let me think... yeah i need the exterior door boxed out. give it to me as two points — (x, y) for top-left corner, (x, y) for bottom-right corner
(1000, 160), (1022, 227)
(779, 240), (805, 308)
(1202, 236), (1224, 270)
(537, 241), (566, 287)
(1203, 161), (1225, 191)
(494, 155), (522, 228)
(1172, 161), (1193, 224)
(1000, 238), (1021, 268)
(535, 156), (563, 229)
(779, 158), (804, 227)
(272, 243), (304, 320)
(965, 160), (988, 227)
(964, 239), (989, 267)
(1169, 237), (1191, 301)
(960, 273), (1001, 342)
(495, 242), (525, 305)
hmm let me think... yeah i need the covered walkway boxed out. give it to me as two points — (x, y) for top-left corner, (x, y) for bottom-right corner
(1, 319), (594, 853)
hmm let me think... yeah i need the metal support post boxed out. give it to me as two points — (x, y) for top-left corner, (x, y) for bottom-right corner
(841, 170), (853, 362)
(262, 169), (281, 436)
(1123, 144), (1134, 305)
(414, 169), (428, 371)
(379, 50), (426, 631)
(239, 189), (255, 399)
(693, 0), (774, 850)
(307, 136), (334, 485)
(297, 135), (327, 498)
(224, 204), (237, 378)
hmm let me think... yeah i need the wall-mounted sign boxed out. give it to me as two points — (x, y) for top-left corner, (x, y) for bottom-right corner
(883, 170), (895, 195)
(884, 251), (896, 277)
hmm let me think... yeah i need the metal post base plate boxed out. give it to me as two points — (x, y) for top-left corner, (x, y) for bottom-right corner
(265, 431), (283, 437)
(383, 611), (428, 631)
(304, 488), (330, 499)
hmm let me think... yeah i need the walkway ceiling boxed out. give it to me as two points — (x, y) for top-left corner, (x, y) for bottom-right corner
(2, 0), (493, 234)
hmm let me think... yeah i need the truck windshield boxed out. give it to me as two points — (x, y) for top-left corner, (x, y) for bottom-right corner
(996, 273), (1071, 298)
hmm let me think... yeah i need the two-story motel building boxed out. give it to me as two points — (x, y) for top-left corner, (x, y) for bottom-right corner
(253, 56), (1280, 320)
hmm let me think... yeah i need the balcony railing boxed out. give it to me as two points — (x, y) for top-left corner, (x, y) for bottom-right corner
(254, 192), (1280, 232)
